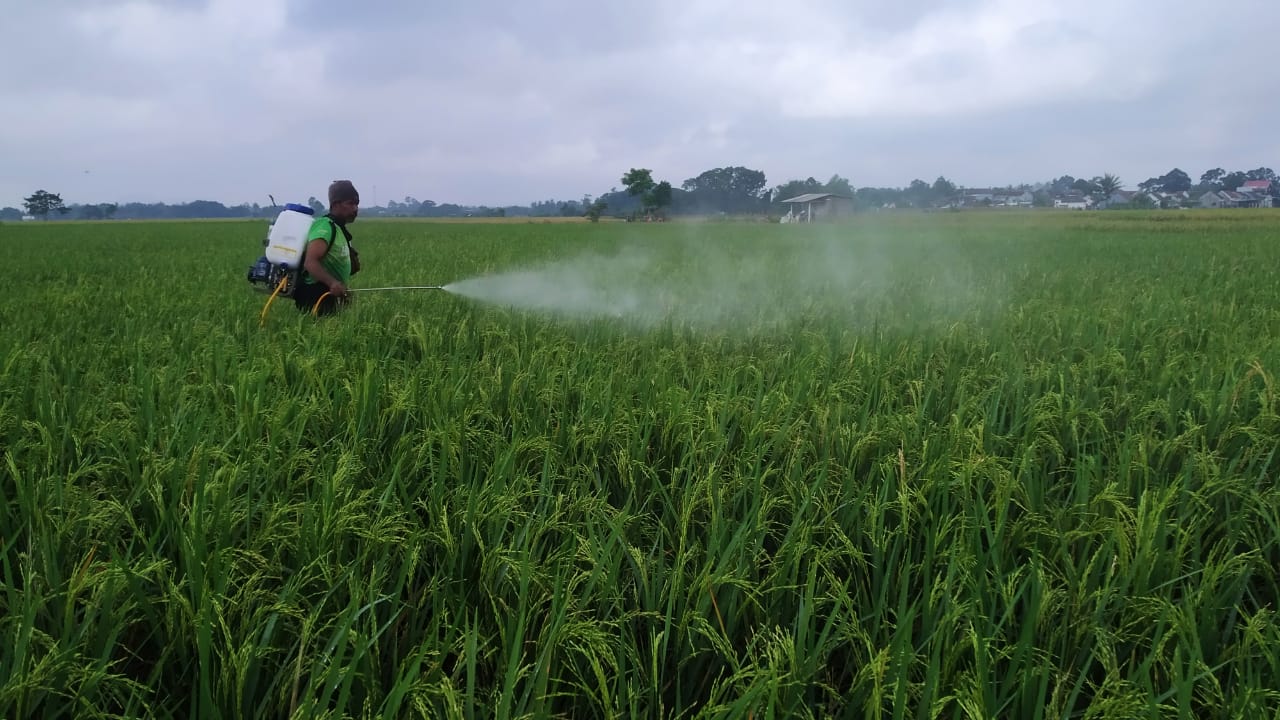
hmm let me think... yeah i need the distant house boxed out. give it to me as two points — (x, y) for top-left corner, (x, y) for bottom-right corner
(958, 188), (1033, 207)
(1237, 181), (1274, 208)
(961, 189), (996, 206)
(1098, 190), (1138, 209)
(1132, 191), (1166, 208)
(778, 193), (855, 222)
(1201, 190), (1269, 209)
(1233, 191), (1267, 208)
(1157, 190), (1192, 208)
(1054, 192), (1089, 210)
(1200, 191), (1225, 208)
(995, 190), (1034, 207)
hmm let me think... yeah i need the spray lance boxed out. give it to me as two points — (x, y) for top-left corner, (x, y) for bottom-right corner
(349, 285), (448, 293)
(258, 283), (451, 323)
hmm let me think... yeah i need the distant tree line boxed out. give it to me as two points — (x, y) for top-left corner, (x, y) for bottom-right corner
(7, 164), (1278, 222)
(1048, 167), (1278, 199)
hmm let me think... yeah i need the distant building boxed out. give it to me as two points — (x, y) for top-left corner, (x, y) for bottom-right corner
(1054, 192), (1089, 210)
(1096, 190), (1138, 209)
(960, 188), (1033, 207)
(962, 188), (996, 205)
(1154, 190), (1192, 208)
(996, 190), (1034, 207)
(1200, 190), (1272, 209)
(1200, 191), (1227, 208)
(1237, 181), (1274, 208)
(778, 193), (855, 222)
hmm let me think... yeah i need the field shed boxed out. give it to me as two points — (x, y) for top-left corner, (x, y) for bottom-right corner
(779, 193), (855, 222)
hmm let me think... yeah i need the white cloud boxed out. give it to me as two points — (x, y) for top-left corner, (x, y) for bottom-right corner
(67, 0), (329, 128)
(621, 0), (1172, 120)
(1, 0), (1277, 207)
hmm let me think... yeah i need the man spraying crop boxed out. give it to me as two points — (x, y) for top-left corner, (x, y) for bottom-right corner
(292, 179), (362, 316)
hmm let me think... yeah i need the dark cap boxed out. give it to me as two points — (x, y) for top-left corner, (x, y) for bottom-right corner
(329, 179), (359, 206)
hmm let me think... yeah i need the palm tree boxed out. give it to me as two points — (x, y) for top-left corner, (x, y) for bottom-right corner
(1091, 173), (1123, 206)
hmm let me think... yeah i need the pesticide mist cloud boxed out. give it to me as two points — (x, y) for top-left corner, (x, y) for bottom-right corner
(443, 228), (984, 333)
(446, 247), (656, 322)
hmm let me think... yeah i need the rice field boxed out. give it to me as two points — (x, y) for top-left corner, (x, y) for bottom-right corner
(2, 210), (1279, 718)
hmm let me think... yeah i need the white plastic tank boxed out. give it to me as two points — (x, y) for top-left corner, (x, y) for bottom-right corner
(264, 203), (317, 268)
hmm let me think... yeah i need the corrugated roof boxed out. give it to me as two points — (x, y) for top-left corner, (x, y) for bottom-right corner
(779, 193), (850, 203)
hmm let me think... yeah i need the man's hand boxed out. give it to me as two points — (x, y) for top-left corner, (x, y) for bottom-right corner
(328, 281), (349, 298)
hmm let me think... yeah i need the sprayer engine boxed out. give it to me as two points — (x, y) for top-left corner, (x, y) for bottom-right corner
(247, 256), (300, 294)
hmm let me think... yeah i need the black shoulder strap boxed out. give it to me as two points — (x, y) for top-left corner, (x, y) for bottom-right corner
(322, 214), (353, 248)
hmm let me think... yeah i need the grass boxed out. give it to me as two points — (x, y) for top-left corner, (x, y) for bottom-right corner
(1, 210), (1278, 718)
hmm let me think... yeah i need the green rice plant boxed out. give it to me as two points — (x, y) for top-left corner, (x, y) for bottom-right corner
(1, 210), (1278, 717)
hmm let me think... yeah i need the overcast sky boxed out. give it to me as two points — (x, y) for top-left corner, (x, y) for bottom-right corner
(4, 0), (1278, 209)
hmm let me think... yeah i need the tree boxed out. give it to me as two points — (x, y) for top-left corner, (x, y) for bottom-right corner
(824, 174), (854, 197)
(621, 168), (655, 201)
(931, 176), (958, 205)
(650, 181), (673, 216)
(771, 177), (825, 205)
(621, 168), (673, 218)
(1096, 173), (1123, 195)
(1093, 173), (1123, 201)
(680, 166), (768, 213)
(905, 179), (932, 208)
(595, 188), (641, 217)
(1159, 168), (1192, 192)
(184, 200), (233, 218)
(1220, 171), (1248, 192)
(1072, 178), (1100, 196)
(24, 190), (66, 220)
(1138, 176), (1162, 193)
(584, 198), (608, 223)
(1049, 175), (1078, 194)
(1200, 168), (1225, 189)
(1246, 167), (1277, 183)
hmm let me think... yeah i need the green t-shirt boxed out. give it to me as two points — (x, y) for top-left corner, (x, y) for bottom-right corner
(302, 216), (352, 285)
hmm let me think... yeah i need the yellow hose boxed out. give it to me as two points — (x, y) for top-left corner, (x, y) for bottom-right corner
(258, 275), (289, 327)
(311, 292), (332, 317)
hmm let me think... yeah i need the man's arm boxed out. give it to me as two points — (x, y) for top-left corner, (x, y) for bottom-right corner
(302, 239), (347, 296)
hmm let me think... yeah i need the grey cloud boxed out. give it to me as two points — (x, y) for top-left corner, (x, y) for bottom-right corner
(2, 0), (1279, 208)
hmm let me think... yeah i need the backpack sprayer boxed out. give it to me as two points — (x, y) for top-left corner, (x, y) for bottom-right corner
(247, 202), (316, 297)
(248, 202), (447, 323)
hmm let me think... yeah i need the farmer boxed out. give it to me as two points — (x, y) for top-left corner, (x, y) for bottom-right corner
(293, 179), (362, 316)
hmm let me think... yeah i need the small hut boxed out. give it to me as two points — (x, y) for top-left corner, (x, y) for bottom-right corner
(778, 193), (855, 223)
